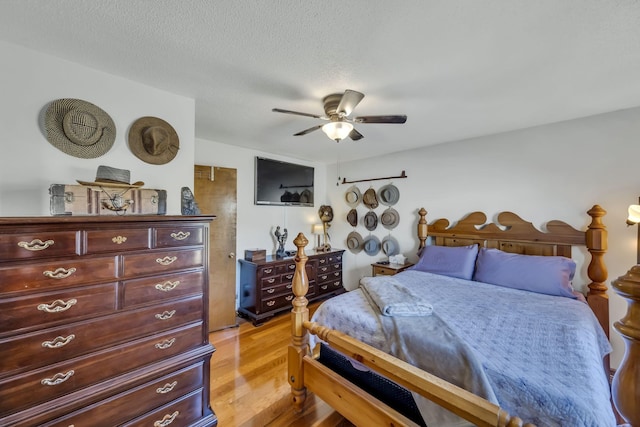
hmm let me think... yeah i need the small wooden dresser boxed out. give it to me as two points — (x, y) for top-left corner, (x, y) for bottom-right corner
(0, 216), (217, 426)
(238, 249), (345, 325)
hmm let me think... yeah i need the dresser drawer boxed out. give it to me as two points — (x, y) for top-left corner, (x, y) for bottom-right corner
(123, 270), (204, 307)
(155, 226), (204, 248)
(261, 281), (293, 299)
(85, 228), (151, 254)
(0, 296), (204, 378)
(277, 262), (297, 274)
(257, 265), (277, 277)
(0, 231), (79, 262)
(122, 248), (204, 277)
(122, 389), (205, 427)
(261, 292), (295, 312)
(0, 284), (118, 336)
(317, 279), (343, 295)
(260, 274), (281, 288)
(0, 256), (117, 295)
(0, 322), (204, 415)
(43, 363), (204, 427)
(317, 270), (342, 284)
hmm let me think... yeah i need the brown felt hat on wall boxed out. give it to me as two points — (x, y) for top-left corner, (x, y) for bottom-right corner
(44, 98), (116, 159)
(128, 116), (180, 165)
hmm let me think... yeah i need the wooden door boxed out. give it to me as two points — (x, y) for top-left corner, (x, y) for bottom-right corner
(194, 165), (238, 331)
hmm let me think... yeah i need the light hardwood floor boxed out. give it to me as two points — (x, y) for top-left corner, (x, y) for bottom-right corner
(209, 304), (352, 426)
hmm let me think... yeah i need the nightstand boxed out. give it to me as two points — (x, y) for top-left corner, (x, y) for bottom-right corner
(371, 262), (414, 276)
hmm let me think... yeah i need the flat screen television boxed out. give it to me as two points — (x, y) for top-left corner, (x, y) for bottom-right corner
(254, 157), (314, 206)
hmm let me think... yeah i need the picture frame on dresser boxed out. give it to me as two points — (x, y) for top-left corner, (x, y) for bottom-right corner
(238, 249), (345, 325)
(0, 215), (217, 427)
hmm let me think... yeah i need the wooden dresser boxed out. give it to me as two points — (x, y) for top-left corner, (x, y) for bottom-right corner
(238, 249), (345, 325)
(0, 216), (217, 427)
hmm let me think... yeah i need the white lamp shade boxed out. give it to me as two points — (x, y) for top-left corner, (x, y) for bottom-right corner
(312, 223), (324, 234)
(322, 121), (353, 141)
(628, 205), (640, 225)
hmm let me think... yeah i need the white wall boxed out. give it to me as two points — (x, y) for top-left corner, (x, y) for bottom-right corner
(324, 106), (640, 369)
(194, 139), (327, 258)
(0, 41), (194, 215)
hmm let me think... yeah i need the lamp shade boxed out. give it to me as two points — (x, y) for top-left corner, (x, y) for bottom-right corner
(322, 121), (353, 141)
(627, 205), (640, 225)
(312, 223), (324, 234)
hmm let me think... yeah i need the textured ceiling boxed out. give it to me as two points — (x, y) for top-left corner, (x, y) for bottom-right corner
(2, 1), (640, 163)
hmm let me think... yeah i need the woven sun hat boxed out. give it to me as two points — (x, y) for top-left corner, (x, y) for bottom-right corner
(382, 236), (400, 256)
(345, 185), (362, 208)
(380, 207), (400, 230)
(44, 98), (116, 159)
(346, 231), (364, 254)
(364, 211), (378, 231)
(378, 184), (400, 206)
(128, 116), (180, 165)
(363, 235), (381, 256)
(362, 188), (379, 210)
(77, 165), (144, 189)
(347, 208), (358, 227)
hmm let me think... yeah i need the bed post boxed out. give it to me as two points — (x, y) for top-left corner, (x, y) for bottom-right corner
(417, 208), (428, 251)
(288, 232), (310, 413)
(585, 205), (609, 340)
(611, 267), (640, 426)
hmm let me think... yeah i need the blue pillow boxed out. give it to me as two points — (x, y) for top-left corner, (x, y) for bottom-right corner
(411, 244), (478, 280)
(473, 248), (577, 298)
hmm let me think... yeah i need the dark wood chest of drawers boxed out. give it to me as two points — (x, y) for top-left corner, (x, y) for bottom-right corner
(238, 249), (345, 325)
(0, 216), (217, 427)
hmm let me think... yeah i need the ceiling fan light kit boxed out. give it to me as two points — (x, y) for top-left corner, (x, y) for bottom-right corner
(272, 89), (407, 143)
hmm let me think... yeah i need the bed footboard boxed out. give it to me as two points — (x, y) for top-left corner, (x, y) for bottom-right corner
(288, 232), (534, 427)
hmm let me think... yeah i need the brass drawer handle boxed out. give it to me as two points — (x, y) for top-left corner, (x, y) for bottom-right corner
(155, 310), (176, 320)
(286, 284), (292, 289)
(155, 280), (180, 292)
(319, 267), (328, 272)
(266, 300), (275, 307)
(156, 256), (177, 266)
(288, 264), (295, 270)
(321, 285), (328, 290)
(263, 268), (273, 274)
(334, 272), (340, 276)
(334, 281), (341, 286)
(18, 239), (54, 251)
(154, 411), (179, 427)
(266, 288), (275, 294)
(170, 231), (190, 241)
(285, 295), (294, 301)
(319, 259), (326, 264)
(112, 235), (127, 244)
(284, 274), (293, 280)
(320, 275), (328, 280)
(156, 381), (178, 394)
(266, 278), (275, 284)
(42, 334), (76, 349)
(43, 267), (77, 279)
(37, 298), (77, 313)
(41, 370), (74, 386)
(155, 338), (176, 350)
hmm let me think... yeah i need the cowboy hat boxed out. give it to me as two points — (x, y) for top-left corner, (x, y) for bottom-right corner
(364, 211), (378, 231)
(345, 185), (362, 208)
(44, 98), (116, 159)
(77, 165), (144, 189)
(363, 235), (381, 256)
(347, 208), (358, 227)
(378, 184), (400, 206)
(380, 208), (400, 230)
(346, 231), (364, 254)
(128, 116), (180, 165)
(362, 188), (379, 210)
(382, 236), (400, 256)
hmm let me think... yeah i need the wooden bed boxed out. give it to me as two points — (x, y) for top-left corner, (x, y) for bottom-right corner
(287, 205), (640, 426)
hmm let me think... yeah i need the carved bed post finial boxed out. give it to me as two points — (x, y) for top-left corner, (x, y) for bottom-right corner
(417, 208), (428, 251)
(585, 205), (609, 339)
(289, 232), (310, 413)
(611, 265), (640, 426)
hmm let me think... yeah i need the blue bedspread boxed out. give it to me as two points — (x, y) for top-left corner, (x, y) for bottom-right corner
(310, 270), (615, 427)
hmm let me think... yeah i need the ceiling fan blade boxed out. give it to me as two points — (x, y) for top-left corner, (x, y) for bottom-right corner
(293, 124), (323, 136)
(354, 115), (407, 124)
(272, 108), (324, 119)
(349, 128), (364, 141)
(336, 90), (365, 117)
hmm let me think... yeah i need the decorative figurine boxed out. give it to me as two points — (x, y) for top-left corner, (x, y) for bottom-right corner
(318, 205), (334, 252)
(181, 187), (201, 215)
(274, 226), (288, 258)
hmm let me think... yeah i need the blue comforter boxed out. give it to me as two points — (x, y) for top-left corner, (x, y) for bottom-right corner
(310, 270), (615, 427)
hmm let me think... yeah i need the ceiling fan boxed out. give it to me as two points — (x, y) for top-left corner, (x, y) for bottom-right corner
(272, 89), (407, 142)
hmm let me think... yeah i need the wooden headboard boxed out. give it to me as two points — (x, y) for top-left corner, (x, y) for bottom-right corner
(416, 206), (609, 341)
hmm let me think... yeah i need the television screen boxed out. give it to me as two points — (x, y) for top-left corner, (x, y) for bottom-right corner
(255, 157), (314, 206)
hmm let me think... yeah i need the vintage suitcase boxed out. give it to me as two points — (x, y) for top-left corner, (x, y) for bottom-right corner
(49, 184), (167, 216)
